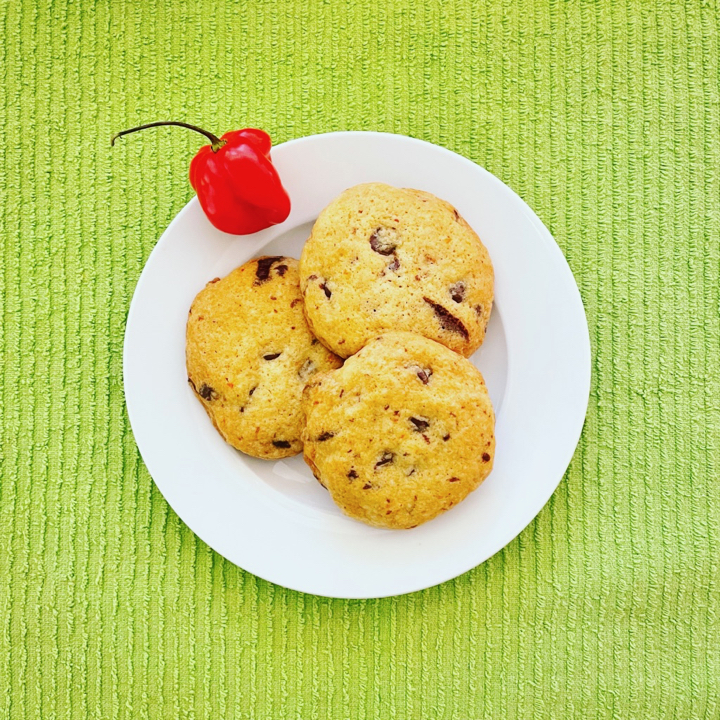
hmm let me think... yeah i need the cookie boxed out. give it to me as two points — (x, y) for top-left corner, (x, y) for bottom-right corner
(299, 183), (494, 358)
(302, 332), (495, 528)
(187, 256), (342, 459)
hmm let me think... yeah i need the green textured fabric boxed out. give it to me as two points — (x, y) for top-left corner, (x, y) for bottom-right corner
(1, 0), (719, 717)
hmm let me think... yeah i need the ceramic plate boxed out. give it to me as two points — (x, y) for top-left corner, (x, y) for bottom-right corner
(124, 131), (590, 598)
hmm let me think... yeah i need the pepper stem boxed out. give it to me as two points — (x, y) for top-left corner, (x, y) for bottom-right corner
(111, 121), (226, 152)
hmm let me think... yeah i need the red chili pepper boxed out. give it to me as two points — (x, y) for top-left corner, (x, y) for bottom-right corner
(111, 121), (291, 235)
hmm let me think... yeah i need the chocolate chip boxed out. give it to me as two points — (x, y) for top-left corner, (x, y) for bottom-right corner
(369, 227), (398, 255)
(275, 264), (288, 276)
(482, 453), (491, 462)
(449, 281), (466, 303)
(311, 338), (319, 345)
(316, 432), (334, 442)
(348, 469), (358, 480)
(298, 359), (316, 382)
(407, 468), (416, 476)
(319, 282), (332, 298)
(409, 365), (432, 384)
(248, 386), (256, 396)
(474, 304), (484, 317)
(254, 256), (285, 284)
(291, 298), (301, 308)
(448, 477), (460, 482)
(409, 417), (430, 432)
(443, 434), (450, 441)
(272, 440), (291, 449)
(198, 383), (217, 401)
(363, 483), (372, 490)
(263, 352), (282, 360)
(388, 256), (400, 272)
(423, 297), (469, 340)
(375, 452), (394, 469)
(422, 434), (430, 444)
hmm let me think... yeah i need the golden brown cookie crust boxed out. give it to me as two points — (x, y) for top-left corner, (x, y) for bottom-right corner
(299, 183), (494, 358)
(302, 332), (495, 528)
(187, 256), (342, 459)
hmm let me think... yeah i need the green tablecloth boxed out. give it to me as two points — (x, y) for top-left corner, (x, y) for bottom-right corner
(1, 0), (718, 717)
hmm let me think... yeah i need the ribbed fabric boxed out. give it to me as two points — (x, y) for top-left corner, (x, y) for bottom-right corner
(1, 0), (718, 717)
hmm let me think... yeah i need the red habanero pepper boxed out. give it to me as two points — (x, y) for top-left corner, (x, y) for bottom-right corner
(111, 122), (291, 235)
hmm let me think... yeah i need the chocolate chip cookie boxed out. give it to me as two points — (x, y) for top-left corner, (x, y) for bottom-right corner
(299, 183), (494, 358)
(302, 332), (495, 528)
(187, 256), (342, 459)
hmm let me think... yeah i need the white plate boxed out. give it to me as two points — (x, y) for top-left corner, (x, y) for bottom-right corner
(124, 131), (590, 599)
